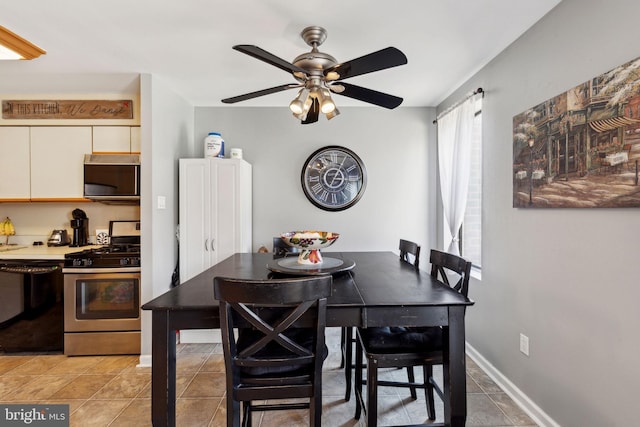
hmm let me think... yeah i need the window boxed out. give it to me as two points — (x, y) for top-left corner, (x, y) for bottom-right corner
(461, 107), (482, 268)
(591, 76), (605, 97)
(438, 95), (482, 269)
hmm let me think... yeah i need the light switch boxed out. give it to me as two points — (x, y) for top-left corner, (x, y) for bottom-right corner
(157, 196), (166, 209)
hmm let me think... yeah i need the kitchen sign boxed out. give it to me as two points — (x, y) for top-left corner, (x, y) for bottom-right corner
(2, 99), (133, 119)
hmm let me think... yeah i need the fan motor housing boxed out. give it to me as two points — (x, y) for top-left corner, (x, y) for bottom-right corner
(293, 51), (337, 77)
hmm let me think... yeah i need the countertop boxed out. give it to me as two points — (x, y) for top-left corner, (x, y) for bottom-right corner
(0, 244), (102, 261)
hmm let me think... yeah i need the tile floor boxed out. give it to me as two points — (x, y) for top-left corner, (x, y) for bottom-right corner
(0, 328), (537, 426)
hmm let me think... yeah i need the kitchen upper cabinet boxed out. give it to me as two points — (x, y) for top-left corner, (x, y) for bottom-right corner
(30, 127), (92, 200)
(130, 127), (141, 153)
(179, 158), (252, 283)
(92, 126), (140, 153)
(92, 126), (130, 153)
(0, 127), (30, 200)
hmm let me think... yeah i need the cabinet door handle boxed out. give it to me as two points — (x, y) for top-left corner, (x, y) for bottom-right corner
(211, 238), (215, 251)
(204, 238), (209, 251)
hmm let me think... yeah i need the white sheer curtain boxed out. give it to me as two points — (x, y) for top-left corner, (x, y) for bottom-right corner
(437, 96), (477, 255)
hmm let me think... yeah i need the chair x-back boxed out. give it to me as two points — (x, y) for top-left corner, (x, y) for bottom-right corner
(399, 238), (421, 270)
(272, 236), (300, 258)
(214, 275), (332, 427)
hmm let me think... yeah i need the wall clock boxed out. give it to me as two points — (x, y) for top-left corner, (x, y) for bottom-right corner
(301, 145), (367, 211)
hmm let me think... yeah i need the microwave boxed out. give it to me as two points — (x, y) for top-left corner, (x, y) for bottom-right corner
(83, 154), (140, 201)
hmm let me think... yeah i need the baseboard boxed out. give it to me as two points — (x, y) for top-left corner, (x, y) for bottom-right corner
(178, 329), (221, 343)
(137, 354), (152, 368)
(465, 342), (560, 427)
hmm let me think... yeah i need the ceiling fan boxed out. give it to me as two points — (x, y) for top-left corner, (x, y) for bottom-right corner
(221, 26), (408, 124)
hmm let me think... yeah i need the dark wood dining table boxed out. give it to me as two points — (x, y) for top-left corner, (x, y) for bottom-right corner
(141, 251), (474, 427)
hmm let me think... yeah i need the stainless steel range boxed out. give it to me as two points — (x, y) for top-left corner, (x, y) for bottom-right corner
(62, 220), (141, 356)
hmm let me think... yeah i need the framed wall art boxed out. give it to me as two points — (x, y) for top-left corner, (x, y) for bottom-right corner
(513, 56), (640, 208)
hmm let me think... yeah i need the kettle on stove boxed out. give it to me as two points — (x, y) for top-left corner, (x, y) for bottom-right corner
(47, 229), (70, 247)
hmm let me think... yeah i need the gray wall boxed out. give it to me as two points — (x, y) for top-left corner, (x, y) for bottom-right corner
(193, 106), (438, 264)
(139, 74), (194, 357)
(191, 1), (640, 424)
(440, 0), (640, 425)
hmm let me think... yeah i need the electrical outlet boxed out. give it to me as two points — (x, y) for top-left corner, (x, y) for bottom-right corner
(519, 333), (530, 356)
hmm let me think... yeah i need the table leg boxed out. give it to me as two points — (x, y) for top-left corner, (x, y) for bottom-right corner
(151, 310), (177, 427)
(445, 306), (467, 427)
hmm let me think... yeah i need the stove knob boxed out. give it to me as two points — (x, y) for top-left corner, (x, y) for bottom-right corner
(120, 258), (130, 266)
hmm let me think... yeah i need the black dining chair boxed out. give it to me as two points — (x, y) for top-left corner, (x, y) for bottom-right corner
(272, 236), (300, 258)
(214, 274), (332, 427)
(353, 249), (472, 426)
(340, 239), (421, 401)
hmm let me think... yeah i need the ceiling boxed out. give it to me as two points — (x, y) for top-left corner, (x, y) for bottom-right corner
(0, 0), (561, 108)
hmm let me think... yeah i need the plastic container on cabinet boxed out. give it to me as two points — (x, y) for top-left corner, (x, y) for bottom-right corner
(204, 132), (224, 158)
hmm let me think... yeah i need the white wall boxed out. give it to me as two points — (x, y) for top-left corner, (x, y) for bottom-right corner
(193, 106), (438, 264)
(439, 0), (640, 425)
(139, 74), (194, 358)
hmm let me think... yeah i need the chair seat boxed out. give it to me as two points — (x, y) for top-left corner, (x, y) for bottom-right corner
(358, 326), (443, 353)
(237, 328), (328, 376)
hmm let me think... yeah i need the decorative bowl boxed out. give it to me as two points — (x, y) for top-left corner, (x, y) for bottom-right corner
(280, 231), (339, 265)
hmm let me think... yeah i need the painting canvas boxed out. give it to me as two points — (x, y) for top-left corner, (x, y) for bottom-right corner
(513, 56), (640, 208)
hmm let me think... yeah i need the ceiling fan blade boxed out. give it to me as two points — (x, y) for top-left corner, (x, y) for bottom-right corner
(302, 98), (319, 124)
(335, 82), (403, 109)
(233, 45), (308, 76)
(325, 47), (407, 81)
(221, 83), (301, 104)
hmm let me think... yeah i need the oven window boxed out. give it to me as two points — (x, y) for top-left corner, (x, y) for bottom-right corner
(75, 278), (140, 319)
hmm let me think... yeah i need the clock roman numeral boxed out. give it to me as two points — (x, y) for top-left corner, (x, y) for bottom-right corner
(345, 182), (355, 193)
(311, 183), (323, 194)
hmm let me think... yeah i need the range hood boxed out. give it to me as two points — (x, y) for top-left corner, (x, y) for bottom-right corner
(84, 154), (140, 202)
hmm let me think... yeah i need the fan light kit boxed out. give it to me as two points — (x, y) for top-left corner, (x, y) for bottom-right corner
(222, 26), (407, 124)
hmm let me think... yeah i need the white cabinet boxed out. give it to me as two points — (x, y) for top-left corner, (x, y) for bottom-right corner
(0, 126), (91, 201)
(92, 126), (140, 153)
(179, 158), (252, 283)
(130, 127), (141, 153)
(30, 127), (92, 199)
(0, 127), (30, 199)
(92, 126), (131, 152)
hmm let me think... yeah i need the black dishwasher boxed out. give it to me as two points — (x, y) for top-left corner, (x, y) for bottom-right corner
(0, 261), (64, 353)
